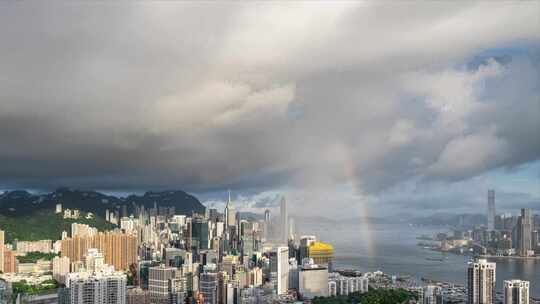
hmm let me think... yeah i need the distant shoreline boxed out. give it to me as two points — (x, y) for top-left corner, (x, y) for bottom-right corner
(479, 255), (540, 260)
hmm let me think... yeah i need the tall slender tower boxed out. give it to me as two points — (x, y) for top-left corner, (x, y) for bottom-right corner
(269, 246), (289, 295)
(487, 190), (495, 230)
(280, 197), (288, 242)
(225, 190), (236, 228)
(263, 209), (271, 240)
(504, 280), (529, 304)
(517, 208), (532, 256)
(0, 229), (4, 273)
(468, 259), (496, 304)
(288, 217), (295, 241)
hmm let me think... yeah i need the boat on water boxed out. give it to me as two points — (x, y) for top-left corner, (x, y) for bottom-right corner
(426, 257), (445, 261)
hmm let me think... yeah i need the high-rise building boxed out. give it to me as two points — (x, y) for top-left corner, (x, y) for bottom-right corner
(532, 230), (539, 252)
(467, 259), (496, 304)
(289, 217), (295, 241)
(269, 246), (289, 295)
(85, 248), (106, 273)
(504, 280), (529, 304)
(263, 209), (271, 240)
(65, 270), (127, 304)
(71, 223), (98, 238)
(192, 219), (210, 250)
(0, 229), (5, 273)
(298, 260), (328, 299)
(288, 259), (299, 291)
(163, 248), (187, 268)
(280, 197), (288, 242)
(517, 209), (533, 256)
(148, 265), (177, 304)
(127, 287), (150, 304)
(3, 248), (17, 273)
(487, 190), (495, 231)
(58, 287), (71, 304)
(200, 272), (218, 304)
(224, 191), (236, 228)
(61, 231), (138, 271)
(208, 209), (220, 223)
(221, 255), (239, 277)
(137, 260), (160, 290)
(299, 236), (317, 263)
(423, 285), (443, 304)
(53, 256), (71, 284)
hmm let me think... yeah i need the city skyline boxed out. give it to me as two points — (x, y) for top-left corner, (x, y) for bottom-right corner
(0, 2), (539, 303)
(0, 181), (539, 302)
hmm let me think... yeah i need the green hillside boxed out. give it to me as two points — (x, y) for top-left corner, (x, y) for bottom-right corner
(0, 210), (116, 243)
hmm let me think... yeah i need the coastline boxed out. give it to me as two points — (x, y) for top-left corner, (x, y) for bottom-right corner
(478, 255), (540, 260)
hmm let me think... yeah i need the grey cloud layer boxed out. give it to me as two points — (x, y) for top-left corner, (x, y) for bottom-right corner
(0, 2), (539, 194)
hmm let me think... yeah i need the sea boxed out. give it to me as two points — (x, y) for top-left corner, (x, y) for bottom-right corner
(296, 221), (540, 297)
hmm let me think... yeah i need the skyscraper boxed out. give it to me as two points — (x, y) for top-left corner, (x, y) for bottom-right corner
(200, 272), (218, 304)
(504, 280), (529, 304)
(85, 248), (106, 273)
(0, 229), (4, 273)
(289, 217), (295, 240)
(65, 270), (127, 304)
(269, 246), (289, 295)
(423, 285), (443, 304)
(224, 191), (236, 228)
(532, 230), (539, 252)
(3, 248), (17, 273)
(280, 197), (288, 242)
(263, 209), (271, 240)
(467, 259), (496, 304)
(299, 235), (317, 263)
(61, 231), (138, 271)
(487, 190), (495, 231)
(192, 218), (210, 250)
(53, 256), (70, 284)
(148, 265), (177, 304)
(517, 208), (533, 256)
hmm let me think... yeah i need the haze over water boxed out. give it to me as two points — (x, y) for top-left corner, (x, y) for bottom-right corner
(298, 221), (540, 297)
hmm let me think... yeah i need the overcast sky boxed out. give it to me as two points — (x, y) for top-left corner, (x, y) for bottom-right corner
(1, 2), (539, 217)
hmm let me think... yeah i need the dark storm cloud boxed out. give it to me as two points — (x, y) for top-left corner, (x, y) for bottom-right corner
(0, 2), (539, 200)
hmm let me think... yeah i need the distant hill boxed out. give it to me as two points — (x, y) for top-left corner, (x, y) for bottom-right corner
(236, 212), (265, 222)
(124, 190), (205, 215)
(410, 213), (486, 228)
(293, 215), (393, 225)
(0, 188), (205, 218)
(0, 210), (115, 243)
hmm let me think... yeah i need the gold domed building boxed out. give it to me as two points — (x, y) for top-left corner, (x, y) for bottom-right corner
(307, 241), (334, 266)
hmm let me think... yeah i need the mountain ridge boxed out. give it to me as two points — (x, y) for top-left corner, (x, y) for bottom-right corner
(0, 188), (205, 217)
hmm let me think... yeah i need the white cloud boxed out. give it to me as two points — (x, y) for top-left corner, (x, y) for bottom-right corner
(0, 2), (538, 216)
(427, 127), (511, 180)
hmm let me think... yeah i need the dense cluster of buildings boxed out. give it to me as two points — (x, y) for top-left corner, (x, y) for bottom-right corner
(432, 190), (540, 258)
(482, 190), (539, 257)
(0, 191), (537, 304)
(0, 195), (369, 304)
